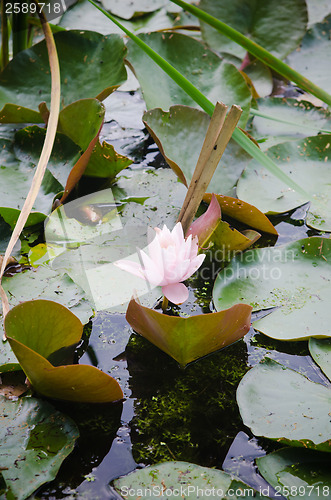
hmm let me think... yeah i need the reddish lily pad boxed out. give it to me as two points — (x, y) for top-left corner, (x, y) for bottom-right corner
(203, 193), (278, 235)
(126, 298), (252, 366)
(4, 300), (123, 403)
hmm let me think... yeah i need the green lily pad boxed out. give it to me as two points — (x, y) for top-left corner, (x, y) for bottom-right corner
(101, 0), (167, 20)
(5, 300), (124, 403)
(199, 0), (307, 60)
(1, 265), (93, 324)
(114, 461), (271, 499)
(127, 32), (252, 127)
(256, 447), (331, 500)
(242, 60), (273, 98)
(57, 98), (105, 150)
(236, 135), (331, 231)
(125, 298), (252, 366)
(4, 300), (83, 362)
(0, 396), (79, 500)
(60, 0), (174, 35)
(213, 237), (331, 341)
(0, 127), (81, 228)
(237, 358), (331, 452)
(309, 338), (331, 382)
(84, 140), (133, 178)
(0, 30), (127, 121)
(250, 98), (331, 150)
(287, 16), (331, 96)
(0, 264), (93, 374)
(143, 106), (251, 195)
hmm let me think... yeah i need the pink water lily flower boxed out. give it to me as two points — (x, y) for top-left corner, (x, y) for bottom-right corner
(114, 222), (205, 304)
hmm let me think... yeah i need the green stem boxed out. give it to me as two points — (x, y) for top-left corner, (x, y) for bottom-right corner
(1, 0), (9, 69)
(250, 108), (331, 135)
(12, 11), (29, 55)
(162, 296), (169, 312)
(87, 0), (310, 200)
(169, 0), (331, 107)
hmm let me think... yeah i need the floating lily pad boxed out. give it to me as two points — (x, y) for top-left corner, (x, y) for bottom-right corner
(213, 237), (331, 341)
(127, 32), (252, 126)
(1, 265), (93, 325)
(125, 298), (252, 366)
(309, 338), (331, 382)
(257, 447), (331, 500)
(237, 358), (331, 452)
(60, 0), (174, 35)
(242, 60), (273, 98)
(143, 106), (251, 195)
(0, 30), (127, 121)
(101, 0), (167, 19)
(0, 264), (93, 373)
(114, 460), (271, 499)
(5, 300), (123, 403)
(13, 125), (81, 188)
(236, 135), (331, 231)
(0, 396), (79, 500)
(199, 0), (307, 60)
(287, 15), (331, 96)
(250, 98), (331, 150)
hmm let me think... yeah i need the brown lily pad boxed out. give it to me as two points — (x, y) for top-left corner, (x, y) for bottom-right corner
(126, 298), (252, 366)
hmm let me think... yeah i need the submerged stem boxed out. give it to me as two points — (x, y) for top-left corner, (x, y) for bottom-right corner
(162, 296), (169, 313)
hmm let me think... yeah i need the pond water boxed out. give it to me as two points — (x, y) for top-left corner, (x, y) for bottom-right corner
(34, 91), (327, 499)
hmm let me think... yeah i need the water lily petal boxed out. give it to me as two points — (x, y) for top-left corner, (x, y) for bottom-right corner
(181, 253), (206, 281)
(114, 259), (144, 279)
(162, 282), (189, 304)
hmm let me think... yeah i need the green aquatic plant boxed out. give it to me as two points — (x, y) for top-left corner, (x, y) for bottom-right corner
(87, 0), (310, 199)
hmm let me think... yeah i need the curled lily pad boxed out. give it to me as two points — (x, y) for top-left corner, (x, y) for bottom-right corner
(237, 135), (331, 231)
(0, 396), (79, 500)
(127, 33), (252, 127)
(0, 127), (80, 228)
(143, 105), (251, 195)
(309, 338), (331, 382)
(237, 358), (331, 453)
(213, 237), (331, 341)
(114, 461), (271, 499)
(60, 0), (174, 35)
(199, 0), (307, 60)
(256, 447), (331, 500)
(0, 30), (127, 121)
(125, 298), (252, 367)
(4, 300), (123, 403)
(203, 193), (278, 235)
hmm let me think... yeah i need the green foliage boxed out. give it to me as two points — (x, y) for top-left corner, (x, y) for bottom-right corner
(237, 358), (331, 452)
(5, 300), (124, 403)
(0, 30), (127, 121)
(0, 396), (79, 500)
(213, 237), (331, 341)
